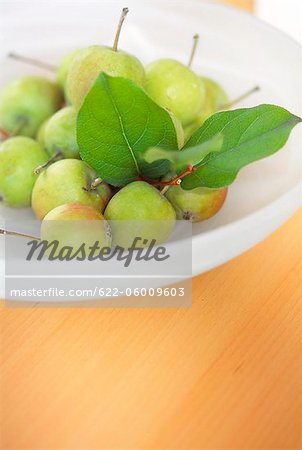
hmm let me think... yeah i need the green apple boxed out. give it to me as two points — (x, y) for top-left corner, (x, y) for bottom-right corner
(202, 77), (229, 110)
(0, 137), (49, 207)
(0, 76), (63, 138)
(165, 184), (228, 222)
(36, 118), (50, 146)
(55, 49), (81, 93)
(7, 50), (80, 100)
(31, 159), (111, 219)
(167, 110), (185, 149)
(145, 59), (206, 127)
(67, 45), (145, 108)
(184, 77), (229, 141)
(183, 122), (197, 143)
(41, 203), (112, 255)
(43, 106), (79, 159)
(104, 181), (176, 248)
(67, 9), (145, 108)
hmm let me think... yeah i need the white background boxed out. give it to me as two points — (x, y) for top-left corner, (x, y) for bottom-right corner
(256, 0), (302, 44)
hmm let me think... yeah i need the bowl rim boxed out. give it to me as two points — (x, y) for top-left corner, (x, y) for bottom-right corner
(186, 0), (302, 50)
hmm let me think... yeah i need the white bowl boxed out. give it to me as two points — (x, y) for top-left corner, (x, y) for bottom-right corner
(0, 0), (301, 298)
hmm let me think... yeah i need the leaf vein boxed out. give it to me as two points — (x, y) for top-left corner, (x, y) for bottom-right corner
(103, 76), (140, 174)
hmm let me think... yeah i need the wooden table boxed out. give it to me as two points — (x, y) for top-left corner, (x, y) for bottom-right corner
(1, 1), (301, 449)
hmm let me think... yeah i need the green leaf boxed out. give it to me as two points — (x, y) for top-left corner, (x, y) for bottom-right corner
(143, 134), (223, 172)
(182, 104), (302, 190)
(77, 73), (178, 186)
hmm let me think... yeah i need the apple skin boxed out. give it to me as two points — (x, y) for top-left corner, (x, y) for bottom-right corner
(0, 137), (49, 207)
(36, 117), (50, 145)
(145, 59), (206, 127)
(31, 159), (111, 219)
(66, 45), (145, 108)
(44, 106), (79, 159)
(201, 77), (229, 111)
(184, 77), (229, 142)
(44, 202), (105, 221)
(0, 76), (63, 137)
(41, 203), (112, 254)
(104, 181), (176, 248)
(167, 110), (185, 149)
(165, 184), (228, 222)
(56, 49), (81, 94)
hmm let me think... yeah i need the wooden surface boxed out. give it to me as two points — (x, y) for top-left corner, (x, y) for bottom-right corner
(1, 208), (301, 449)
(219, 0), (254, 10)
(1, 1), (302, 449)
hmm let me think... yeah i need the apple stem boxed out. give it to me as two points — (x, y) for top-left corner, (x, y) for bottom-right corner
(0, 228), (40, 241)
(34, 150), (63, 175)
(220, 85), (260, 110)
(0, 127), (10, 140)
(0, 118), (28, 141)
(83, 178), (103, 192)
(7, 52), (58, 72)
(188, 34), (199, 69)
(139, 164), (196, 187)
(112, 7), (129, 52)
(160, 185), (170, 195)
(172, 164), (197, 184)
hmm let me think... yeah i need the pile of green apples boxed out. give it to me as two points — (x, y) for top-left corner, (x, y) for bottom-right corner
(0, 8), (293, 248)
